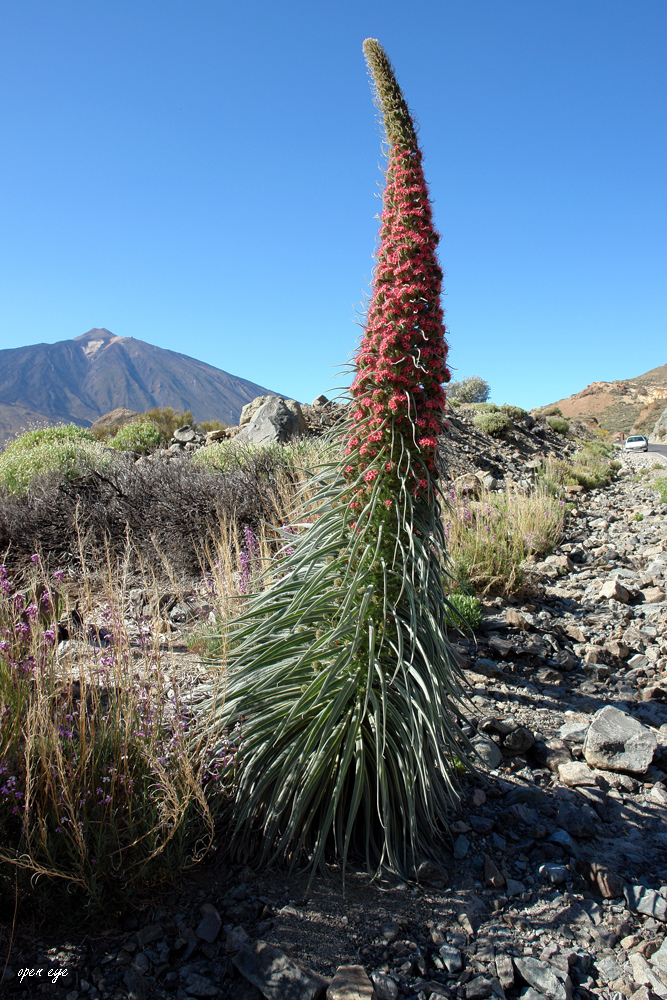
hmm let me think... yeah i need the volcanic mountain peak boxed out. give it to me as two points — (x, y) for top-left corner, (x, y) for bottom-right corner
(0, 329), (283, 445)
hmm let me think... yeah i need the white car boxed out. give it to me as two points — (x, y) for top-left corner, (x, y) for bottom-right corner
(624, 435), (649, 452)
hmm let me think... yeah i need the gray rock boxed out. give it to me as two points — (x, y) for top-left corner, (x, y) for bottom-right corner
(369, 971), (399, 1000)
(538, 863), (569, 885)
(466, 977), (494, 999)
(652, 938), (667, 975)
(380, 921), (400, 943)
(583, 705), (657, 773)
(233, 940), (329, 1000)
(513, 957), (572, 1000)
(472, 736), (503, 769)
(240, 395), (275, 424)
(599, 579), (630, 603)
(503, 726), (535, 754)
(624, 884), (667, 922)
(235, 396), (306, 445)
(225, 925), (251, 953)
(558, 721), (589, 744)
(556, 801), (597, 838)
(438, 945), (463, 974)
(172, 425), (197, 444)
(454, 835), (470, 859)
(327, 965), (375, 1000)
(196, 907), (222, 943)
(184, 972), (219, 997)
(136, 923), (163, 947)
(495, 952), (514, 990)
(122, 967), (149, 1000)
(596, 955), (623, 983)
(505, 878), (527, 897)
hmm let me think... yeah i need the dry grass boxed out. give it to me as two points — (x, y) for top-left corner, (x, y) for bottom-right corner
(443, 483), (565, 594)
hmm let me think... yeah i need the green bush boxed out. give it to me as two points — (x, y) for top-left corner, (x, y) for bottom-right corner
(473, 411), (513, 436)
(542, 405), (563, 417)
(141, 407), (195, 441)
(500, 404), (528, 420)
(538, 442), (618, 494)
(0, 425), (115, 494)
(466, 402), (499, 412)
(547, 416), (570, 435)
(199, 420), (227, 434)
(445, 592), (482, 632)
(192, 437), (330, 475)
(653, 478), (667, 504)
(109, 419), (162, 454)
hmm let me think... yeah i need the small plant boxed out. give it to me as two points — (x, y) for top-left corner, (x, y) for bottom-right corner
(546, 416), (570, 435)
(0, 425), (115, 494)
(445, 592), (482, 632)
(633, 513), (644, 521)
(109, 419), (162, 454)
(653, 478), (667, 504)
(473, 411), (512, 436)
(542, 405), (563, 417)
(500, 404), (528, 420)
(653, 462), (665, 471)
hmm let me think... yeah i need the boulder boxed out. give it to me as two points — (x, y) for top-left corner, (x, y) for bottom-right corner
(583, 706), (657, 774)
(451, 473), (483, 499)
(513, 957), (572, 1000)
(240, 395), (275, 425)
(233, 940), (329, 1000)
(235, 396), (307, 446)
(327, 965), (376, 1000)
(599, 578), (631, 603)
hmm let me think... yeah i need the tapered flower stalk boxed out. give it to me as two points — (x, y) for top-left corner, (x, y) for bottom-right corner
(200, 40), (469, 879)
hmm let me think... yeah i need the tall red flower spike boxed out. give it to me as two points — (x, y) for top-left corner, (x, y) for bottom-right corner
(346, 40), (450, 500)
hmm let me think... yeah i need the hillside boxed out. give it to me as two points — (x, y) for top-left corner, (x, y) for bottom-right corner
(542, 362), (667, 437)
(0, 328), (281, 445)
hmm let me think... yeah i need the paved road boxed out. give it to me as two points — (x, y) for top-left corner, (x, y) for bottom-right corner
(649, 443), (667, 459)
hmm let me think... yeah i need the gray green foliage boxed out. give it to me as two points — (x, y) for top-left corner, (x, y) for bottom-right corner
(446, 376), (490, 404)
(473, 411), (513, 436)
(109, 419), (162, 454)
(546, 416), (570, 435)
(0, 425), (116, 494)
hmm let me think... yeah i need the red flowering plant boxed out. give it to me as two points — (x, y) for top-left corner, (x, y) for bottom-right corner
(201, 40), (470, 881)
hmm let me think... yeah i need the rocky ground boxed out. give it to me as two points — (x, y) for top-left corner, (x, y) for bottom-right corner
(2, 452), (667, 1000)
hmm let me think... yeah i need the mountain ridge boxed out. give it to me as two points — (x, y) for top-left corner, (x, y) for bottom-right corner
(541, 362), (667, 437)
(0, 329), (282, 445)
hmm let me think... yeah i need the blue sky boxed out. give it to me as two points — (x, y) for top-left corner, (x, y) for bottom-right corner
(1, 1), (665, 410)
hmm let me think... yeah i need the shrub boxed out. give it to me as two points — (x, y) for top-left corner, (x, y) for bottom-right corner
(465, 402), (498, 412)
(0, 425), (115, 494)
(0, 560), (219, 914)
(542, 405), (563, 417)
(141, 407), (195, 441)
(547, 416), (570, 435)
(447, 376), (490, 403)
(0, 450), (312, 576)
(500, 404), (528, 420)
(473, 411), (512, 436)
(109, 419), (162, 454)
(199, 420), (227, 434)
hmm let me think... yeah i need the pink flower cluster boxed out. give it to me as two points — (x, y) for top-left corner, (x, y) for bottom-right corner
(346, 142), (449, 498)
